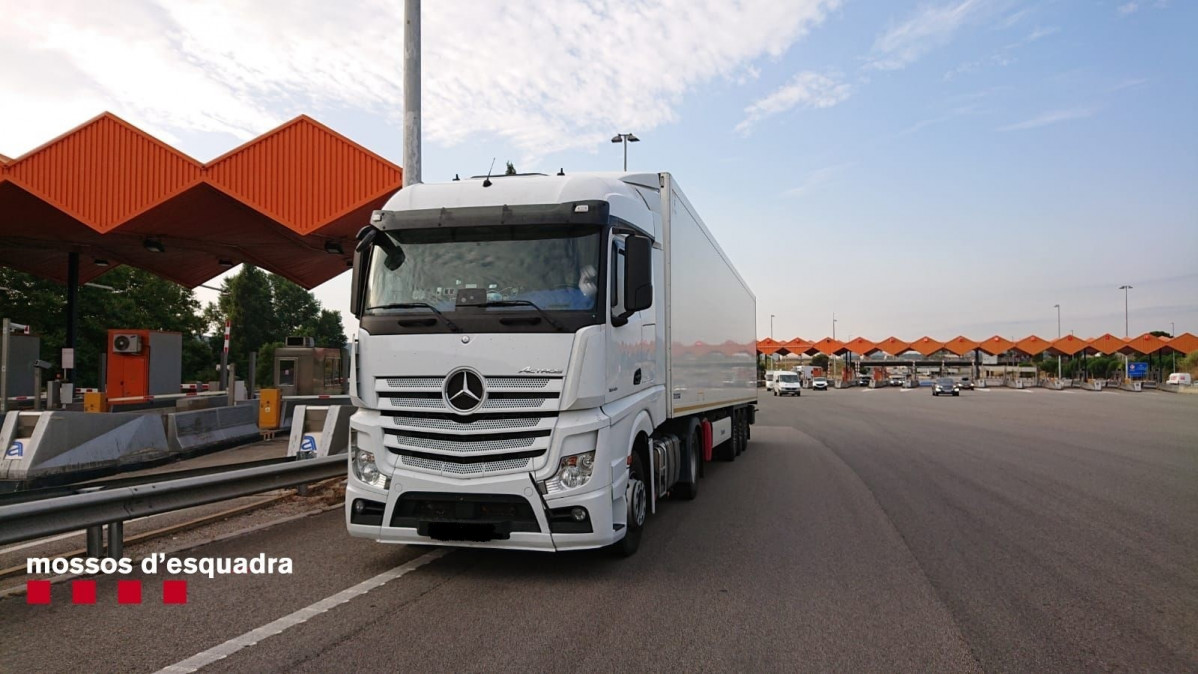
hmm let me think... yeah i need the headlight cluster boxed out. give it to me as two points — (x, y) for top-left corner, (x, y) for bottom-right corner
(351, 431), (390, 490)
(544, 451), (596, 494)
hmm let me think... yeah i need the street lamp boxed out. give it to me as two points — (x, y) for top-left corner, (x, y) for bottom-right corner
(1119, 285), (1133, 379)
(770, 314), (775, 340)
(611, 133), (639, 171)
(1054, 304), (1061, 380)
(832, 313), (837, 341)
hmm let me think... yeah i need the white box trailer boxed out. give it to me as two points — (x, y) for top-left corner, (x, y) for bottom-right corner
(345, 171), (757, 556)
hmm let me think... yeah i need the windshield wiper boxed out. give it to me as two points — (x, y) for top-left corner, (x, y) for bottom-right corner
(365, 302), (461, 332)
(476, 300), (566, 332)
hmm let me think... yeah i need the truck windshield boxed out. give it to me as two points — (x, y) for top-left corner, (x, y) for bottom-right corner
(364, 225), (602, 315)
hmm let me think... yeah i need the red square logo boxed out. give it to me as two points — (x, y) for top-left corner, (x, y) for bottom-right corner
(117, 580), (142, 604)
(72, 580), (96, 604)
(163, 580), (188, 605)
(26, 580), (51, 605)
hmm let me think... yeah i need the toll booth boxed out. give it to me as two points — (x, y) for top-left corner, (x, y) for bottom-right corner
(105, 329), (183, 398)
(273, 336), (345, 397)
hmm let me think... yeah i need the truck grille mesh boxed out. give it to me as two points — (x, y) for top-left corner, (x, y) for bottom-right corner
(400, 454), (531, 474)
(390, 433), (536, 454)
(386, 415), (545, 431)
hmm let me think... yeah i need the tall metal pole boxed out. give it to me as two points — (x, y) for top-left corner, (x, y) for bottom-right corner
(65, 251), (79, 384)
(1, 318), (9, 417)
(1119, 285), (1132, 379)
(623, 138), (628, 171)
(832, 313), (837, 341)
(1054, 304), (1061, 380)
(770, 314), (775, 340)
(403, 0), (422, 187)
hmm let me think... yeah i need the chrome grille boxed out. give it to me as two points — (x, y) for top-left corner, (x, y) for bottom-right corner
(485, 377), (552, 389)
(481, 398), (552, 410)
(387, 397), (444, 409)
(385, 377), (443, 389)
(400, 454), (531, 475)
(389, 433), (536, 454)
(385, 415), (546, 432)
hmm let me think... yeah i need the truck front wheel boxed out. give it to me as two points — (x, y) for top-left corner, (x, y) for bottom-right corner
(612, 453), (647, 557)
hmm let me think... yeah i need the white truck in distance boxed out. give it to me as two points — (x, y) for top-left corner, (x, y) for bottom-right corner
(345, 172), (757, 555)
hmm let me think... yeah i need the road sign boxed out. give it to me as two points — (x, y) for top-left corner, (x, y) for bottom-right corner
(1128, 361), (1148, 377)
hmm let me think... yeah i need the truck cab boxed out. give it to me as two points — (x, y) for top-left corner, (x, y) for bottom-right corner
(344, 172), (756, 555)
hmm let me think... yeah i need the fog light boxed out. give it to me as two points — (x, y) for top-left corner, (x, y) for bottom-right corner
(354, 500), (366, 513)
(571, 507), (587, 521)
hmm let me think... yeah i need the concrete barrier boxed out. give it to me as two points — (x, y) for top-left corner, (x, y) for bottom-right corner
(165, 401), (260, 454)
(1080, 379), (1106, 391)
(0, 410), (170, 482)
(279, 395), (352, 430)
(1118, 380), (1143, 392)
(287, 404), (354, 459)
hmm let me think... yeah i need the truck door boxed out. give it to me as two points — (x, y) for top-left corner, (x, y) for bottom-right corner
(607, 235), (653, 401)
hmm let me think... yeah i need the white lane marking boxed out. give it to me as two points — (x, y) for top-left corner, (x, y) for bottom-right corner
(156, 548), (451, 673)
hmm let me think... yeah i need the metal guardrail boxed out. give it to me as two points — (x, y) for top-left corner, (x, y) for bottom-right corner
(0, 455), (346, 556)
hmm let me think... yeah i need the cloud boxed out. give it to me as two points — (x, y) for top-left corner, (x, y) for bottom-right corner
(1117, 2), (1140, 15)
(866, 0), (994, 71)
(0, 0), (842, 160)
(783, 162), (854, 197)
(1026, 25), (1060, 42)
(997, 107), (1096, 131)
(735, 72), (852, 135)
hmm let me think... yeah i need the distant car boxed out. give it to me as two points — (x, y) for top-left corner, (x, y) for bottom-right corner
(888, 376), (904, 387)
(773, 372), (802, 396)
(856, 375), (871, 387)
(1167, 373), (1192, 386)
(958, 377), (973, 390)
(932, 377), (960, 396)
(812, 376), (829, 391)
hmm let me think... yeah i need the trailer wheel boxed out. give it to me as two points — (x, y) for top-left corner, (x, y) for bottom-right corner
(673, 429), (700, 501)
(611, 453), (647, 557)
(735, 410), (747, 455)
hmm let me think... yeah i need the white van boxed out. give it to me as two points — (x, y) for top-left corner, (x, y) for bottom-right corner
(1167, 373), (1192, 386)
(764, 371), (778, 392)
(773, 371), (802, 396)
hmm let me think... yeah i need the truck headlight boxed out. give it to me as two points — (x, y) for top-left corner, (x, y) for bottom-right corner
(543, 451), (596, 494)
(351, 434), (390, 490)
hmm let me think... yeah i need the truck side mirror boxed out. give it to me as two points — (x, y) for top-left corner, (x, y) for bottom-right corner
(350, 226), (378, 318)
(623, 235), (653, 314)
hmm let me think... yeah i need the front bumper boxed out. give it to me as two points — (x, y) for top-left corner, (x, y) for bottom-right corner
(345, 409), (622, 552)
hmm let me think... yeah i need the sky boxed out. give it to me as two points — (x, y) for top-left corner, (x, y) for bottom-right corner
(1, 0), (1195, 343)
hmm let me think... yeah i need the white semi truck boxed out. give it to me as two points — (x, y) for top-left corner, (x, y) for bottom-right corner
(344, 172), (757, 555)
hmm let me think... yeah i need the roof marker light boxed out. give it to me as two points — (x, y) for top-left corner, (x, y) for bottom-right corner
(574, 205), (590, 213)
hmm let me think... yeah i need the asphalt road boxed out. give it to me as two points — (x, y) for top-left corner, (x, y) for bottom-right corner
(1, 387), (1195, 673)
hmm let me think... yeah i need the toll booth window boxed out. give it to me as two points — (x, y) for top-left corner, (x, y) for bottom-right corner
(323, 357), (339, 387)
(279, 359), (297, 386)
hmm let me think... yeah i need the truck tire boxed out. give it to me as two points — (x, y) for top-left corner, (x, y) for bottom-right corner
(735, 410), (747, 455)
(673, 422), (702, 500)
(611, 453), (647, 557)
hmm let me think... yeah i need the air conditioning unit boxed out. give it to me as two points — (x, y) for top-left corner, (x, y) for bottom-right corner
(112, 333), (142, 354)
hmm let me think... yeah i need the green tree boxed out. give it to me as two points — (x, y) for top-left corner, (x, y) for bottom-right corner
(0, 267), (209, 386)
(208, 265), (275, 379)
(504, 161), (517, 176)
(811, 353), (830, 370)
(269, 275), (320, 339)
(304, 309), (346, 349)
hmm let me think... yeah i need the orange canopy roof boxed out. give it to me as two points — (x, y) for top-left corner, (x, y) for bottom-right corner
(810, 337), (848, 355)
(1122, 333), (1167, 355)
(943, 336), (980, 356)
(1165, 332), (1198, 355)
(843, 337), (879, 356)
(0, 112), (401, 289)
(874, 337), (911, 356)
(781, 337), (816, 355)
(1047, 334), (1094, 357)
(1087, 334), (1128, 355)
(977, 336), (1016, 355)
(756, 338), (784, 355)
(909, 336), (946, 357)
(1012, 335), (1052, 356)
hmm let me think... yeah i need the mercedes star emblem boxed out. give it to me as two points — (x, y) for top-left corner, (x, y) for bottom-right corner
(444, 368), (486, 413)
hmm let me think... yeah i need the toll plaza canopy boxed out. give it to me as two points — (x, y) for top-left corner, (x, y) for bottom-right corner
(758, 333), (1198, 358)
(0, 112), (402, 289)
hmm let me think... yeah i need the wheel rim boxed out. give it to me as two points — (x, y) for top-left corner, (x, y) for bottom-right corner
(627, 477), (647, 527)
